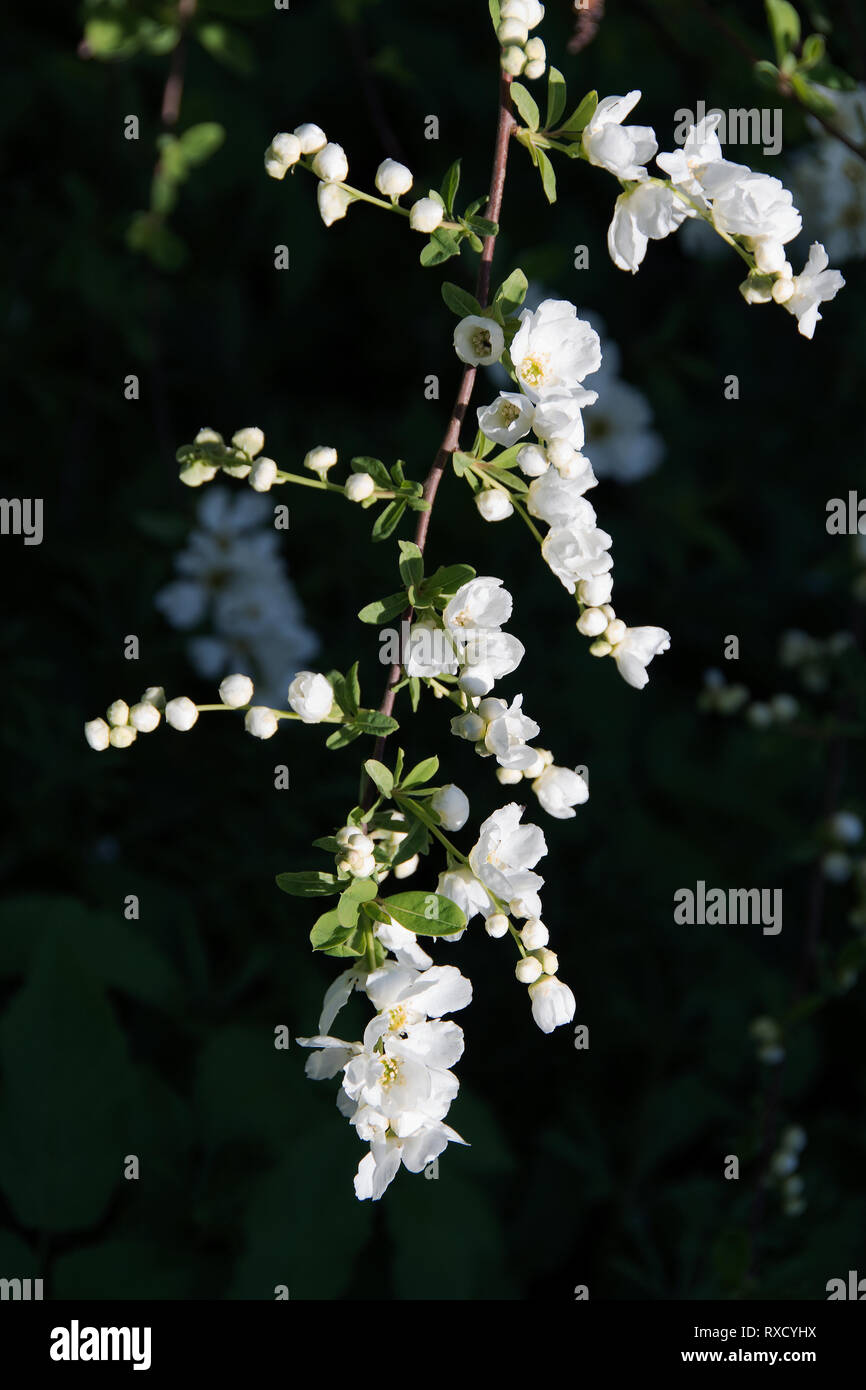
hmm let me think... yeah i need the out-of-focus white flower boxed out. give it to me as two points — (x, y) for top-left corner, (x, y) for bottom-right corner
(288, 671), (334, 723)
(533, 765), (589, 818)
(165, 696), (199, 731)
(477, 392), (535, 446)
(245, 706), (278, 739)
(454, 315), (505, 366)
(510, 299), (601, 401)
(582, 91), (657, 180)
(375, 159), (413, 199)
(476, 489), (514, 522)
(219, 673), (254, 708)
(829, 811), (863, 845)
(610, 625), (670, 689)
(430, 784), (470, 831)
(528, 975), (576, 1033)
(409, 197), (444, 233)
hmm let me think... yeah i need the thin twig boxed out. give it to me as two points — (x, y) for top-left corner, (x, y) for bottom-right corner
(162, 0), (198, 128)
(568, 0), (605, 56)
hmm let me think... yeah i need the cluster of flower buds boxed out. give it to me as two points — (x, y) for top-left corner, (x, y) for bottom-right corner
(333, 810), (422, 885)
(85, 685), (167, 750)
(767, 1125), (808, 1218)
(496, 0), (546, 80)
(821, 810), (865, 889)
(699, 669), (799, 726)
(177, 426), (283, 493)
(265, 123), (445, 235)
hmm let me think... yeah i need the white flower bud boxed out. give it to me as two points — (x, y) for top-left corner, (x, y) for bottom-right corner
(605, 619), (627, 646)
(232, 427), (265, 458)
(578, 575), (613, 606)
(497, 18), (528, 45)
(179, 459), (218, 487)
(265, 155), (287, 180)
(346, 831), (374, 855)
(496, 766), (524, 785)
(409, 197), (444, 233)
(106, 700), (129, 727)
(537, 948), (558, 975)
(249, 457), (278, 492)
(600, 604), (616, 621)
(772, 275), (795, 304)
(345, 847), (376, 877)
(393, 854), (419, 879)
(501, 0), (530, 18)
(485, 913), (510, 938)
(430, 783), (470, 831)
(589, 638), (612, 657)
(84, 717), (110, 751)
(829, 811), (863, 845)
(109, 725), (137, 748)
(317, 182), (353, 226)
(517, 444), (549, 477)
(821, 850), (851, 883)
(476, 489), (514, 522)
(129, 702), (160, 733)
(345, 472), (375, 502)
(270, 132), (301, 167)
(500, 44), (526, 75)
(375, 158), (413, 199)
(165, 697), (199, 731)
(577, 607), (608, 638)
(194, 428), (222, 445)
(312, 142), (348, 183)
(451, 712), (486, 742)
(516, 956), (543, 984)
(521, 748), (551, 779)
(219, 674), (254, 708)
(336, 826), (356, 847)
(287, 671), (334, 723)
(141, 685), (165, 710)
(520, 918), (549, 949)
(244, 706), (278, 740)
(524, 36), (546, 61)
(293, 123), (328, 154)
(528, 975), (576, 1033)
(524, 58), (546, 80)
(304, 445), (338, 475)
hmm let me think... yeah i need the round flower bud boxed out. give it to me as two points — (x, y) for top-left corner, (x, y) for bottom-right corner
(496, 767), (524, 785)
(287, 671), (334, 723)
(179, 460), (218, 487)
(106, 700), (129, 727)
(746, 701), (773, 728)
(84, 717), (110, 751)
(336, 826), (356, 847)
(523, 0), (545, 27)
(537, 948), (559, 975)
(317, 182), (353, 226)
(270, 132), (301, 167)
(265, 155), (287, 181)
(129, 702), (160, 733)
(528, 976), (576, 1034)
(485, 913), (510, 938)
(770, 1151), (798, 1179)
(476, 489), (514, 522)
(346, 831), (374, 855)
(232, 427), (265, 458)
(524, 58), (546, 80)
(497, 18), (528, 45)
(516, 956), (543, 984)
(577, 607), (608, 638)
(821, 850), (851, 883)
(194, 428), (222, 445)
(769, 693), (799, 721)
(409, 197), (444, 233)
(109, 725), (137, 748)
(501, 0), (531, 19)
(293, 123), (327, 154)
(578, 575), (613, 606)
(783, 1175), (805, 1198)
(430, 783), (470, 832)
(451, 712), (487, 743)
(829, 811), (863, 845)
(249, 457), (278, 492)
(244, 706), (278, 740)
(345, 472), (375, 502)
(141, 685), (165, 710)
(589, 639), (612, 657)
(600, 604), (616, 621)
(312, 142), (348, 183)
(454, 314), (505, 366)
(605, 619), (627, 646)
(375, 158), (413, 199)
(521, 748), (551, 779)
(345, 847), (376, 877)
(548, 439), (576, 472)
(500, 44), (526, 75)
(524, 36), (546, 61)
(393, 854), (419, 879)
(165, 697), (199, 732)
(304, 445), (338, 475)
(219, 674), (254, 708)
(520, 917), (549, 949)
(518, 444), (549, 477)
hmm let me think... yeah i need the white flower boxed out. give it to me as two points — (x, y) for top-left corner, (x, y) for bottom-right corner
(477, 392), (535, 446)
(532, 389), (597, 449)
(518, 444), (549, 477)
(476, 490), (514, 522)
(249, 457), (278, 492)
(502, 0), (544, 26)
(141, 685), (165, 709)
(268, 131), (301, 169)
(244, 705), (278, 739)
(523, 38), (546, 81)
(577, 607), (608, 637)
(510, 299), (601, 401)
(437, 865), (494, 926)
(317, 181), (353, 226)
(354, 1122), (467, 1200)
(469, 802), (547, 906)
(450, 711), (486, 743)
(304, 445), (338, 475)
(779, 242), (845, 339)
(656, 115), (724, 198)
(520, 917), (549, 948)
(443, 576), (513, 632)
(533, 765), (589, 819)
(165, 696), (198, 731)
(528, 976), (576, 1033)
(610, 625), (670, 689)
(219, 673), (254, 707)
(365, 961), (473, 1024)
(582, 91), (658, 180)
(374, 917), (433, 970)
(84, 717), (110, 751)
(409, 197), (444, 233)
(608, 181), (689, 273)
(345, 472), (375, 502)
(404, 619), (459, 678)
(480, 695), (541, 770)
(829, 811), (863, 845)
(288, 670), (334, 722)
(500, 44), (526, 76)
(312, 142), (348, 182)
(129, 701), (161, 733)
(456, 629), (525, 696)
(578, 574), (613, 606)
(232, 426), (265, 457)
(527, 464), (597, 526)
(485, 913), (510, 938)
(294, 122), (327, 154)
(453, 315), (505, 366)
(516, 956), (543, 983)
(375, 158), (413, 199)
(430, 784), (470, 831)
(700, 163), (801, 267)
(541, 520), (613, 593)
(581, 352), (663, 483)
(106, 699), (129, 727)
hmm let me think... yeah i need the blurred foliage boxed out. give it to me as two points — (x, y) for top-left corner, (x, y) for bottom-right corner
(1, 0), (865, 1299)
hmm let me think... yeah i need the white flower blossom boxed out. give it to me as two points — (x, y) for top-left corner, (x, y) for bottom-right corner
(777, 242), (845, 339)
(288, 671), (334, 723)
(479, 695), (541, 770)
(477, 392), (535, 446)
(607, 180), (689, 273)
(527, 463), (598, 526)
(582, 91), (658, 180)
(528, 976), (576, 1033)
(469, 802), (547, 908)
(453, 315), (505, 366)
(533, 765), (589, 819)
(476, 489), (514, 522)
(541, 520), (614, 593)
(510, 299), (601, 401)
(436, 865), (494, 926)
(610, 625), (670, 689)
(656, 115), (724, 198)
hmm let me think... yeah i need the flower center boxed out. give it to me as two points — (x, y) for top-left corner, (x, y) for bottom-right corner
(499, 401), (521, 425)
(388, 1005), (408, 1031)
(471, 327), (493, 358)
(520, 353), (549, 388)
(380, 1055), (400, 1087)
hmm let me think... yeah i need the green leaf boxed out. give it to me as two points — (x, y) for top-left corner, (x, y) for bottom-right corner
(789, 71), (838, 115)
(326, 726), (363, 750)
(799, 33), (825, 69)
(275, 871), (341, 898)
(494, 268), (528, 316)
(382, 892), (466, 936)
(345, 661), (361, 716)
(442, 281), (483, 318)
(488, 0), (501, 28)
(194, 20), (254, 74)
(465, 215), (498, 237)
(358, 590), (409, 624)
(398, 540), (424, 590)
(310, 909), (354, 952)
(440, 158), (462, 215)
(546, 66), (567, 129)
(511, 82), (540, 132)
(372, 498), (408, 540)
(352, 710), (400, 737)
(312, 836), (341, 853)
(754, 58), (782, 90)
(351, 455), (391, 488)
(452, 450), (479, 479)
(400, 755), (440, 789)
(392, 812), (429, 866)
(364, 759), (394, 797)
(178, 122), (225, 166)
(421, 562), (476, 599)
(558, 89), (598, 136)
(409, 676), (421, 712)
(336, 878), (377, 930)
(536, 147), (557, 203)
(420, 228), (462, 267)
(766, 0), (801, 65)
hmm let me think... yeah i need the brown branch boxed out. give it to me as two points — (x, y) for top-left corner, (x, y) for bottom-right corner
(162, 0), (198, 128)
(361, 72), (516, 803)
(568, 0), (606, 56)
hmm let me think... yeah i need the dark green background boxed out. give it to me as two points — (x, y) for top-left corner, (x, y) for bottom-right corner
(2, 0), (864, 1299)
